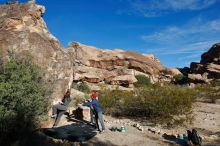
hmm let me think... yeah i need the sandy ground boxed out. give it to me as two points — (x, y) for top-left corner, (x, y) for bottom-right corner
(44, 101), (220, 146)
(81, 124), (171, 146)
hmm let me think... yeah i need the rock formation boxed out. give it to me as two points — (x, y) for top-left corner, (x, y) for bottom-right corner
(0, 1), (73, 100)
(190, 43), (220, 82)
(69, 42), (166, 86)
(0, 1), (180, 101)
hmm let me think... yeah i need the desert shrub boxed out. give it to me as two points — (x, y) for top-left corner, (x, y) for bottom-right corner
(195, 84), (220, 103)
(69, 96), (86, 107)
(99, 84), (196, 125)
(72, 81), (90, 93)
(99, 89), (134, 116)
(0, 56), (48, 145)
(78, 82), (89, 92)
(136, 85), (195, 124)
(173, 74), (188, 84)
(134, 75), (151, 87)
(211, 79), (220, 87)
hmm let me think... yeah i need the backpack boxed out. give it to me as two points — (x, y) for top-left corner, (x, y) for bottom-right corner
(187, 130), (193, 141)
(191, 129), (202, 146)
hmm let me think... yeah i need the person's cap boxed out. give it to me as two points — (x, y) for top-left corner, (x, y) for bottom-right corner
(91, 93), (97, 99)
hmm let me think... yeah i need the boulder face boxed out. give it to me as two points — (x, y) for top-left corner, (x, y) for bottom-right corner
(0, 1), (174, 98)
(0, 1), (74, 100)
(190, 43), (220, 80)
(69, 42), (165, 86)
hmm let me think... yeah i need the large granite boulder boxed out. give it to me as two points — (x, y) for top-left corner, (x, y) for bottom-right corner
(190, 43), (220, 79)
(188, 73), (209, 83)
(110, 75), (138, 87)
(0, 1), (74, 100)
(69, 42), (165, 86)
(167, 68), (182, 76)
(201, 43), (220, 64)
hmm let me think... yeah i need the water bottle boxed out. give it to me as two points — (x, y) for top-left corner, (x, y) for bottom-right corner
(121, 126), (126, 132)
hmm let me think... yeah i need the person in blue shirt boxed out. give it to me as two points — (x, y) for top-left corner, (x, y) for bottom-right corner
(83, 94), (105, 133)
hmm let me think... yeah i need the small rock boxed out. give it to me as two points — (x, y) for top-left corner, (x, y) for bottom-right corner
(139, 127), (144, 131)
(149, 127), (157, 133)
(156, 129), (161, 134)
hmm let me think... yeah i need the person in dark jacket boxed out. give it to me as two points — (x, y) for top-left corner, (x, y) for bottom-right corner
(51, 89), (71, 127)
(83, 94), (105, 133)
(88, 91), (98, 125)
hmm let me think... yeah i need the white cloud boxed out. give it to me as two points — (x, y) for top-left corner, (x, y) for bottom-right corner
(141, 18), (220, 45)
(142, 17), (220, 67)
(128, 0), (217, 17)
(157, 40), (218, 55)
(165, 0), (216, 10)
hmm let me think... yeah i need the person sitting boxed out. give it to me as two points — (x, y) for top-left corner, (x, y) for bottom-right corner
(51, 89), (71, 127)
(83, 93), (105, 133)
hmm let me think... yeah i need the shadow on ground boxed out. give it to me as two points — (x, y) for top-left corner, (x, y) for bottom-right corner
(80, 137), (118, 146)
(37, 113), (118, 146)
(17, 130), (117, 146)
(41, 123), (97, 142)
(163, 134), (187, 146)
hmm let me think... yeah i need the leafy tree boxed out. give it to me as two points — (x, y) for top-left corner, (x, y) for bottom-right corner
(0, 56), (48, 145)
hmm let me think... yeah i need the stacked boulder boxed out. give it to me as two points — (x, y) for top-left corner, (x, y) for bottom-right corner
(190, 43), (220, 83)
(69, 42), (166, 87)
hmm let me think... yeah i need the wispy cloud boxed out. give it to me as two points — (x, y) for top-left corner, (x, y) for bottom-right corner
(141, 17), (220, 67)
(128, 0), (217, 17)
(146, 40), (218, 55)
(141, 18), (220, 47)
(177, 54), (201, 62)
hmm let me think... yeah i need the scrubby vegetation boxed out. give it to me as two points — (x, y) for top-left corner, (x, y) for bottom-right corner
(72, 81), (90, 93)
(69, 96), (86, 107)
(195, 82), (220, 103)
(134, 75), (151, 87)
(0, 56), (48, 145)
(99, 84), (196, 126)
(211, 79), (220, 87)
(173, 74), (188, 84)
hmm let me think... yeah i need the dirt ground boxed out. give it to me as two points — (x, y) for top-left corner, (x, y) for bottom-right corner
(44, 101), (220, 146)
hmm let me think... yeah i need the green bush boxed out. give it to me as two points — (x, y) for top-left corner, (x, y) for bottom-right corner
(69, 96), (86, 107)
(134, 75), (151, 87)
(99, 84), (196, 126)
(78, 82), (89, 92)
(72, 81), (90, 93)
(211, 79), (220, 87)
(195, 84), (220, 103)
(0, 56), (48, 145)
(99, 89), (134, 116)
(173, 74), (187, 84)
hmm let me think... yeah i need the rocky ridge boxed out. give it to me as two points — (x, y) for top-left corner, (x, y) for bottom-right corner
(69, 42), (177, 87)
(0, 1), (181, 100)
(189, 43), (220, 83)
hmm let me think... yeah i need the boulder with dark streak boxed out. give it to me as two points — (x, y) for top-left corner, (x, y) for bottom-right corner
(190, 43), (220, 80)
(0, 1), (74, 100)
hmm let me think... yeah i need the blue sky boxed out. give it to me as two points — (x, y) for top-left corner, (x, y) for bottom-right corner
(2, 0), (220, 68)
